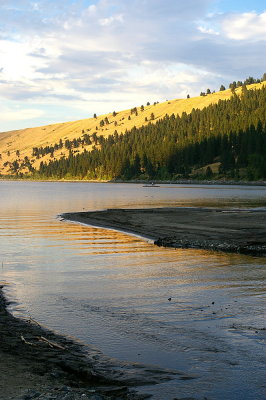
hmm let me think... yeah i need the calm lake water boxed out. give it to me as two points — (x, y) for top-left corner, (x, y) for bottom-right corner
(0, 181), (265, 399)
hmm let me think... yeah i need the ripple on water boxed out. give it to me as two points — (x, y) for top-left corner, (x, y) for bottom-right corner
(0, 181), (265, 400)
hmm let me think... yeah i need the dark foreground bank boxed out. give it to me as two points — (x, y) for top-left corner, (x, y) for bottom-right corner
(62, 207), (266, 256)
(1, 286), (183, 400)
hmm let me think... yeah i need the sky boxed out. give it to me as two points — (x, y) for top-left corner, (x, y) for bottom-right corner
(0, 0), (266, 131)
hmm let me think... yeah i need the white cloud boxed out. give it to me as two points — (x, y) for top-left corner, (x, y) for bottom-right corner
(222, 11), (266, 40)
(198, 26), (219, 35)
(0, 107), (44, 121)
(0, 0), (212, 105)
(99, 14), (124, 26)
(0, 39), (44, 81)
(0, 1), (265, 131)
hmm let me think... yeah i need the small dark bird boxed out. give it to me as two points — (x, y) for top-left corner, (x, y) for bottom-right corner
(168, 297), (172, 301)
(212, 301), (215, 305)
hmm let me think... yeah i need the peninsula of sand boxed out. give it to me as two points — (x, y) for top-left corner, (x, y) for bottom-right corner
(62, 207), (266, 256)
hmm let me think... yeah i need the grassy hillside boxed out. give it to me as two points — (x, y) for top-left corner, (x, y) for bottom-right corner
(0, 82), (265, 175)
(0, 82), (264, 177)
(38, 84), (266, 182)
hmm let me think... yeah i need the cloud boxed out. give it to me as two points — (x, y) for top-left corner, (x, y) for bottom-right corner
(222, 11), (266, 40)
(99, 14), (124, 26)
(176, 38), (265, 79)
(198, 26), (219, 35)
(0, 107), (44, 121)
(0, 0), (266, 131)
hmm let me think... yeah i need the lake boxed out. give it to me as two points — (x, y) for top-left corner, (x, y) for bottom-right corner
(0, 181), (265, 399)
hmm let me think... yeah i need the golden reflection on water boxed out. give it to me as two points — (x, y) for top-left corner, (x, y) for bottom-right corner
(1, 206), (265, 264)
(1, 182), (265, 400)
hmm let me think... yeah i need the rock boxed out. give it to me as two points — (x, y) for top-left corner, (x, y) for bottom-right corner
(90, 395), (104, 400)
(21, 389), (41, 399)
(50, 371), (61, 379)
(61, 393), (74, 400)
(60, 386), (71, 392)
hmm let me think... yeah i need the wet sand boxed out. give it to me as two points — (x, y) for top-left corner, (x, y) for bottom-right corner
(0, 285), (181, 400)
(62, 207), (266, 256)
(0, 285), (119, 400)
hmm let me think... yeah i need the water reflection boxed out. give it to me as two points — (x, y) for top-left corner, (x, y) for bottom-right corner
(0, 181), (265, 400)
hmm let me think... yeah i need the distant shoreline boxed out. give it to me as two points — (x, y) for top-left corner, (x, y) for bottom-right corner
(62, 207), (266, 256)
(1, 177), (266, 186)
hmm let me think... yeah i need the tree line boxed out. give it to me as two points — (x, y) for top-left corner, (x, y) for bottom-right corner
(36, 85), (266, 181)
(199, 73), (266, 97)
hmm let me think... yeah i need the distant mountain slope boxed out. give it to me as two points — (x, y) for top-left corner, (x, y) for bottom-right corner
(38, 83), (266, 182)
(0, 82), (265, 178)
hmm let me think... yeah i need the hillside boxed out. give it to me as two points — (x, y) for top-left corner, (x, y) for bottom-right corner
(0, 82), (264, 178)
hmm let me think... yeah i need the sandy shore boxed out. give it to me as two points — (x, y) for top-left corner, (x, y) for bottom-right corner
(1, 285), (183, 400)
(0, 286), (129, 400)
(62, 207), (266, 256)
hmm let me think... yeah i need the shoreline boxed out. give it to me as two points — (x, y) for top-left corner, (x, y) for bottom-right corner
(0, 285), (179, 400)
(0, 285), (121, 400)
(1, 177), (266, 186)
(62, 207), (266, 256)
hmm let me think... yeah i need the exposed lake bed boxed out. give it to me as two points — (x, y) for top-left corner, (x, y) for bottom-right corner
(62, 207), (266, 256)
(0, 182), (265, 399)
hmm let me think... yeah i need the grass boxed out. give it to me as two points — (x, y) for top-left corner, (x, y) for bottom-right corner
(0, 82), (265, 175)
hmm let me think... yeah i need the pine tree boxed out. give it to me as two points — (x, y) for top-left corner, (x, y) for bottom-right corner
(36, 84), (266, 181)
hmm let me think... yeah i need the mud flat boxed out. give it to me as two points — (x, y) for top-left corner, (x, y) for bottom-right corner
(62, 207), (266, 256)
(0, 285), (184, 400)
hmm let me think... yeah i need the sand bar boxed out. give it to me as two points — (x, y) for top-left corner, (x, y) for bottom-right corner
(62, 207), (266, 256)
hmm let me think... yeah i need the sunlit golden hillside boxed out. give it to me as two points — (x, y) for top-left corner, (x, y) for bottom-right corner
(0, 82), (264, 176)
